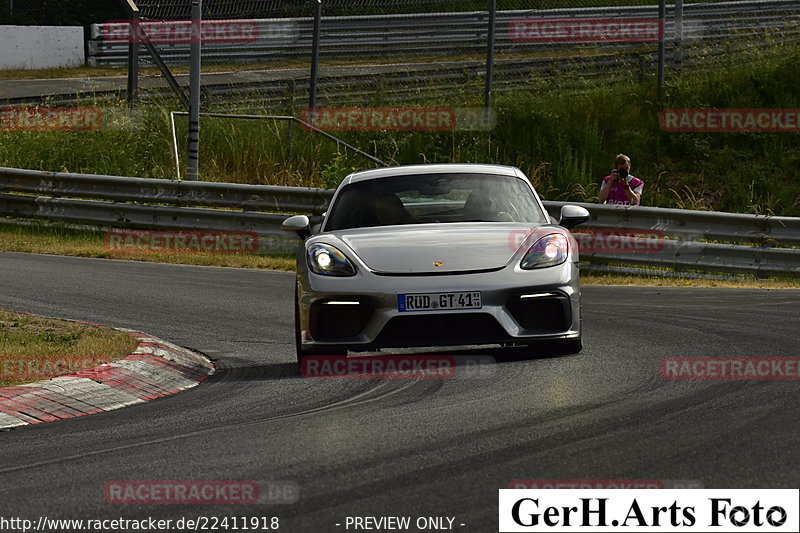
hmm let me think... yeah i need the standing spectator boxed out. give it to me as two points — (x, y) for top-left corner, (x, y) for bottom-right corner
(598, 154), (644, 205)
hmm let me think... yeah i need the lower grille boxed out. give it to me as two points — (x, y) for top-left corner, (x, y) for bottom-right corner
(375, 313), (508, 347)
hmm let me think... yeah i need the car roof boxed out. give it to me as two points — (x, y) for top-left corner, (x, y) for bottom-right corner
(342, 163), (526, 185)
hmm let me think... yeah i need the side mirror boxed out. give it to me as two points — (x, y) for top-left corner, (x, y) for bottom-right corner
(559, 205), (590, 230)
(281, 214), (311, 238)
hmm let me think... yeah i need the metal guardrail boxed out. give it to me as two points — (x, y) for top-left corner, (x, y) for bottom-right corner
(88, 1), (800, 67)
(580, 239), (800, 277)
(1, 166), (798, 277)
(0, 166), (332, 214)
(0, 1), (786, 109)
(63, 0), (800, 108)
(544, 201), (800, 247)
(543, 202), (800, 277)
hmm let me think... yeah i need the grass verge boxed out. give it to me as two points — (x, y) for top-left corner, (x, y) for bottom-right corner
(0, 309), (140, 387)
(0, 222), (296, 271)
(580, 272), (800, 289)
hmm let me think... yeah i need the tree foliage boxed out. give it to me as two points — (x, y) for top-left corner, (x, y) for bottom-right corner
(0, 0), (127, 27)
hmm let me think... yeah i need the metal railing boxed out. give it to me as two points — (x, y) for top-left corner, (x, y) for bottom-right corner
(542, 201), (800, 277)
(1, 166), (798, 277)
(0, 0), (790, 109)
(88, 1), (800, 67)
(81, 0), (800, 109)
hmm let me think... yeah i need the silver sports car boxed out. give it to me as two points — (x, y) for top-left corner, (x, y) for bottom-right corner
(282, 163), (590, 363)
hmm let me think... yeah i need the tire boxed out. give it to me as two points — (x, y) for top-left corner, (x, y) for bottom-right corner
(294, 289), (304, 364)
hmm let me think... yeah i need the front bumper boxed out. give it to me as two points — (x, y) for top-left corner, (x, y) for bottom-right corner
(297, 260), (581, 351)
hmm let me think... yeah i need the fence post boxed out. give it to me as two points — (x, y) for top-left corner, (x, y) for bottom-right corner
(484, 0), (497, 121)
(674, 0), (684, 75)
(186, 0), (202, 181)
(309, 0), (322, 111)
(127, 8), (140, 106)
(116, 0), (189, 108)
(288, 79), (296, 159)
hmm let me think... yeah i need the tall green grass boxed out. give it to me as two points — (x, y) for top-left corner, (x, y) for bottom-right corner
(1, 43), (799, 215)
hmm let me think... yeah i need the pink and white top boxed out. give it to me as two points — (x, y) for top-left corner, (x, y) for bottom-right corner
(601, 175), (644, 205)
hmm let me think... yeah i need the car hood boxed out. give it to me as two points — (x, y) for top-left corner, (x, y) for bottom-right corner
(334, 223), (552, 274)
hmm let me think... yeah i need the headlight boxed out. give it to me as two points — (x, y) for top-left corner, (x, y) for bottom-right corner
(307, 243), (357, 276)
(520, 233), (569, 269)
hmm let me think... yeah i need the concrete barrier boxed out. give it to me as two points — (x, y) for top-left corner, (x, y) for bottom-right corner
(0, 25), (84, 70)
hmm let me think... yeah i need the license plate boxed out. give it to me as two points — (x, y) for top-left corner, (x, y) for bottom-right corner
(398, 291), (482, 312)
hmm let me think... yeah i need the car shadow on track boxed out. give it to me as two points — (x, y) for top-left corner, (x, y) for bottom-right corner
(216, 344), (578, 382)
(210, 361), (301, 382)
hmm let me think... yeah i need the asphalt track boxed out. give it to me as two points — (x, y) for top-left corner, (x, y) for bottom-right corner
(0, 251), (799, 531)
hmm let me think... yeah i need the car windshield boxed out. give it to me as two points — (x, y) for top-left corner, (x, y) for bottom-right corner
(325, 173), (547, 230)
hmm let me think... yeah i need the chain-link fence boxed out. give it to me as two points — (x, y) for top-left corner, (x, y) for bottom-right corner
(0, 0), (124, 27)
(84, 0), (800, 112)
(135, 0), (309, 19)
(0, 0), (46, 23)
(130, 0), (731, 17)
